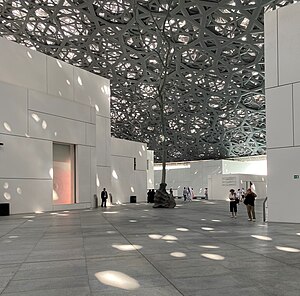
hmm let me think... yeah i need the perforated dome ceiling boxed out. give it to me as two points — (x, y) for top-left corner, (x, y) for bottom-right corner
(0, 0), (296, 161)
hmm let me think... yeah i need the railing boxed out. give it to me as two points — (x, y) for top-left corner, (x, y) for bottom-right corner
(263, 196), (268, 222)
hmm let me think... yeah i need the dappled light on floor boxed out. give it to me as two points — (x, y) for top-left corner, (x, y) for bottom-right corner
(212, 219), (221, 222)
(201, 227), (214, 231)
(251, 235), (272, 241)
(106, 231), (117, 234)
(95, 271), (140, 290)
(200, 245), (220, 249)
(170, 252), (186, 258)
(148, 234), (162, 240)
(162, 235), (178, 241)
(112, 244), (142, 251)
(129, 220), (137, 223)
(176, 228), (189, 232)
(201, 253), (225, 260)
(103, 211), (119, 214)
(276, 246), (300, 253)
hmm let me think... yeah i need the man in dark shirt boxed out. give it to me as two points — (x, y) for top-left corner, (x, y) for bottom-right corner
(101, 188), (108, 208)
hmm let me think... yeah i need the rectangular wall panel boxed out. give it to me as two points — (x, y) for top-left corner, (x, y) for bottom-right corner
(267, 147), (300, 223)
(0, 37), (47, 92)
(292, 82), (300, 146)
(264, 10), (278, 88)
(0, 179), (52, 214)
(0, 81), (27, 136)
(0, 134), (52, 179)
(86, 123), (96, 147)
(96, 166), (112, 199)
(266, 85), (293, 148)
(29, 111), (86, 144)
(47, 56), (74, 101)
(29, 90), (92, 123)
(278, 4), (300, 85)
(76, 145), (91, 203)
(96, 116), (111, 166)
(74, 67), (110, 118)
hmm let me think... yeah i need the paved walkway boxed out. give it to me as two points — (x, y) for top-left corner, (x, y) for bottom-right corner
(0, 199), (300, 295)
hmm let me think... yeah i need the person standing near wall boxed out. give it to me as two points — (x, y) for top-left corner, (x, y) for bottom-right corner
(183, 187), (188, 201)
(101, 188), (108, 208)
(228, 189), (237, 218)
(244, 188), (257, 221)
(204, 188), (208, 200)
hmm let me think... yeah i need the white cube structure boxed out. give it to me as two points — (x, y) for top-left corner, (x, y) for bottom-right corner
(265, 3), (300, 223)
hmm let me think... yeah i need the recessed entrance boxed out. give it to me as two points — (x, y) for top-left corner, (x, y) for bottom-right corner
(52, 143), (75, 205)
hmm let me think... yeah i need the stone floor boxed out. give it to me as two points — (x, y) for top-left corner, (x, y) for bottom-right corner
(0, 199), (300, 295)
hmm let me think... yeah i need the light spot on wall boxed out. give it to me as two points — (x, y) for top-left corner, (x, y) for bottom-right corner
(95, 104), (99, 112)
(130, 187), (134, 193)
(58, 90), (62, 96)
(54, 131), (57, 136)
(95, 271), (140, 290)
(66, 79), (71, 85)
(42, 120), (47, 129)
(142, 145), (145, 151)
(148, 179), (153, 184)
(52, 189), (58, 200)
(3, 182), (8, 189)
(16, 187), (22, 195)
(112, 170), (118, 180)
(31, 113), (40, 122)
(49, 168), (53, 179)
(77, 76), (83, 86)
(25, 133), (30, 138)
(4, 192), (11, 200)
(3, 122), (11, 132)
(96, 174), (100, 187)
(56, 60), (62, 68)
(27, 51), (32, 59)
(139, 151), (142, 157)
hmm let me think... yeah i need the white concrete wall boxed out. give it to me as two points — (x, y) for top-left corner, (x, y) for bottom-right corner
(154, 160), (222, 197)
(0, 37), (110, 214)
(111, 138), (147, 203)
(209, 174), (266, 201)
(147, 150), (155, 189)
(222, 158), (267, 176)
(265, 3), (300, 223)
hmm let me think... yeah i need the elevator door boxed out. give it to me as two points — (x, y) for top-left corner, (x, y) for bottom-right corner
(53, 143), (75, 205)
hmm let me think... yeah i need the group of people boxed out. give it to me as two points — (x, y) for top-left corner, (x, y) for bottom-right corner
(228, 187), (257, 221)
(147, 189), (155, 203)
(182, 187), (195, 201)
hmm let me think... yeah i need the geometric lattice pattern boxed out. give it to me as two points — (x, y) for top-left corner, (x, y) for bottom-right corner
(0, 0), (297, 162)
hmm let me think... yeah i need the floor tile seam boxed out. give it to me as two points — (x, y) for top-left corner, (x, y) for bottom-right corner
(80, 213), (94, 296)
(3, 274), (89, 283)
(0, 222), (52, 294)
(100, 212), (186, 296)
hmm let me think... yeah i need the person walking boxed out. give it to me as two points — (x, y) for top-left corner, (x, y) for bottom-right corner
(244, 188), (257, 221)
(228, 189), (238, 218)
(183, 187), (188, 201)
(101, 188), (108, 208)
(204, 188), (208, 200)
(147, 189), (151, 203)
